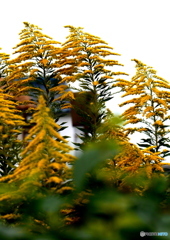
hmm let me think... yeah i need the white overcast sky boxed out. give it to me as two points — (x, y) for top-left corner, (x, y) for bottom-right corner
(1, 0), (170, 79)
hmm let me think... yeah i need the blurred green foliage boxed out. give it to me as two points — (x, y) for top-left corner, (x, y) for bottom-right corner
(0, 139), (170, 240)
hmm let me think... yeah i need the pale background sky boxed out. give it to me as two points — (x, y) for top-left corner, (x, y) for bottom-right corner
(1, 0), (170, 80)
(1, 0), (170, 157)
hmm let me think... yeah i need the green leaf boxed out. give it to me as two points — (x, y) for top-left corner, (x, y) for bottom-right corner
(73, 140), (119, 191)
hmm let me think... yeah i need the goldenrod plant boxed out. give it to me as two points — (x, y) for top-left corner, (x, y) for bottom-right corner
(0, 155), (169, 240)
(17, 95), (75, 191)
(0, 48), (10, 91)
(96, 111), (163, 194)
(5, 22), (72, 120)
(0, 24), (170, 240)
(0, 95), (75, 224)
(119, 59), (170, 159)
(0, 48), (9, 78)
(0, 89), (25, 176)
(57, 26), (128, 145)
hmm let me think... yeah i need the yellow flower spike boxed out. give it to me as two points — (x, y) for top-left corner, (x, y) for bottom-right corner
(93, 81), (98, 86)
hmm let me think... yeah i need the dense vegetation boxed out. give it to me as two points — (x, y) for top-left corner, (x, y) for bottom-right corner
(0, 22), (170, 239)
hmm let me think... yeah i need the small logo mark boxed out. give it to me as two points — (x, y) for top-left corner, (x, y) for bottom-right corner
(140, 231), (145, 237)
